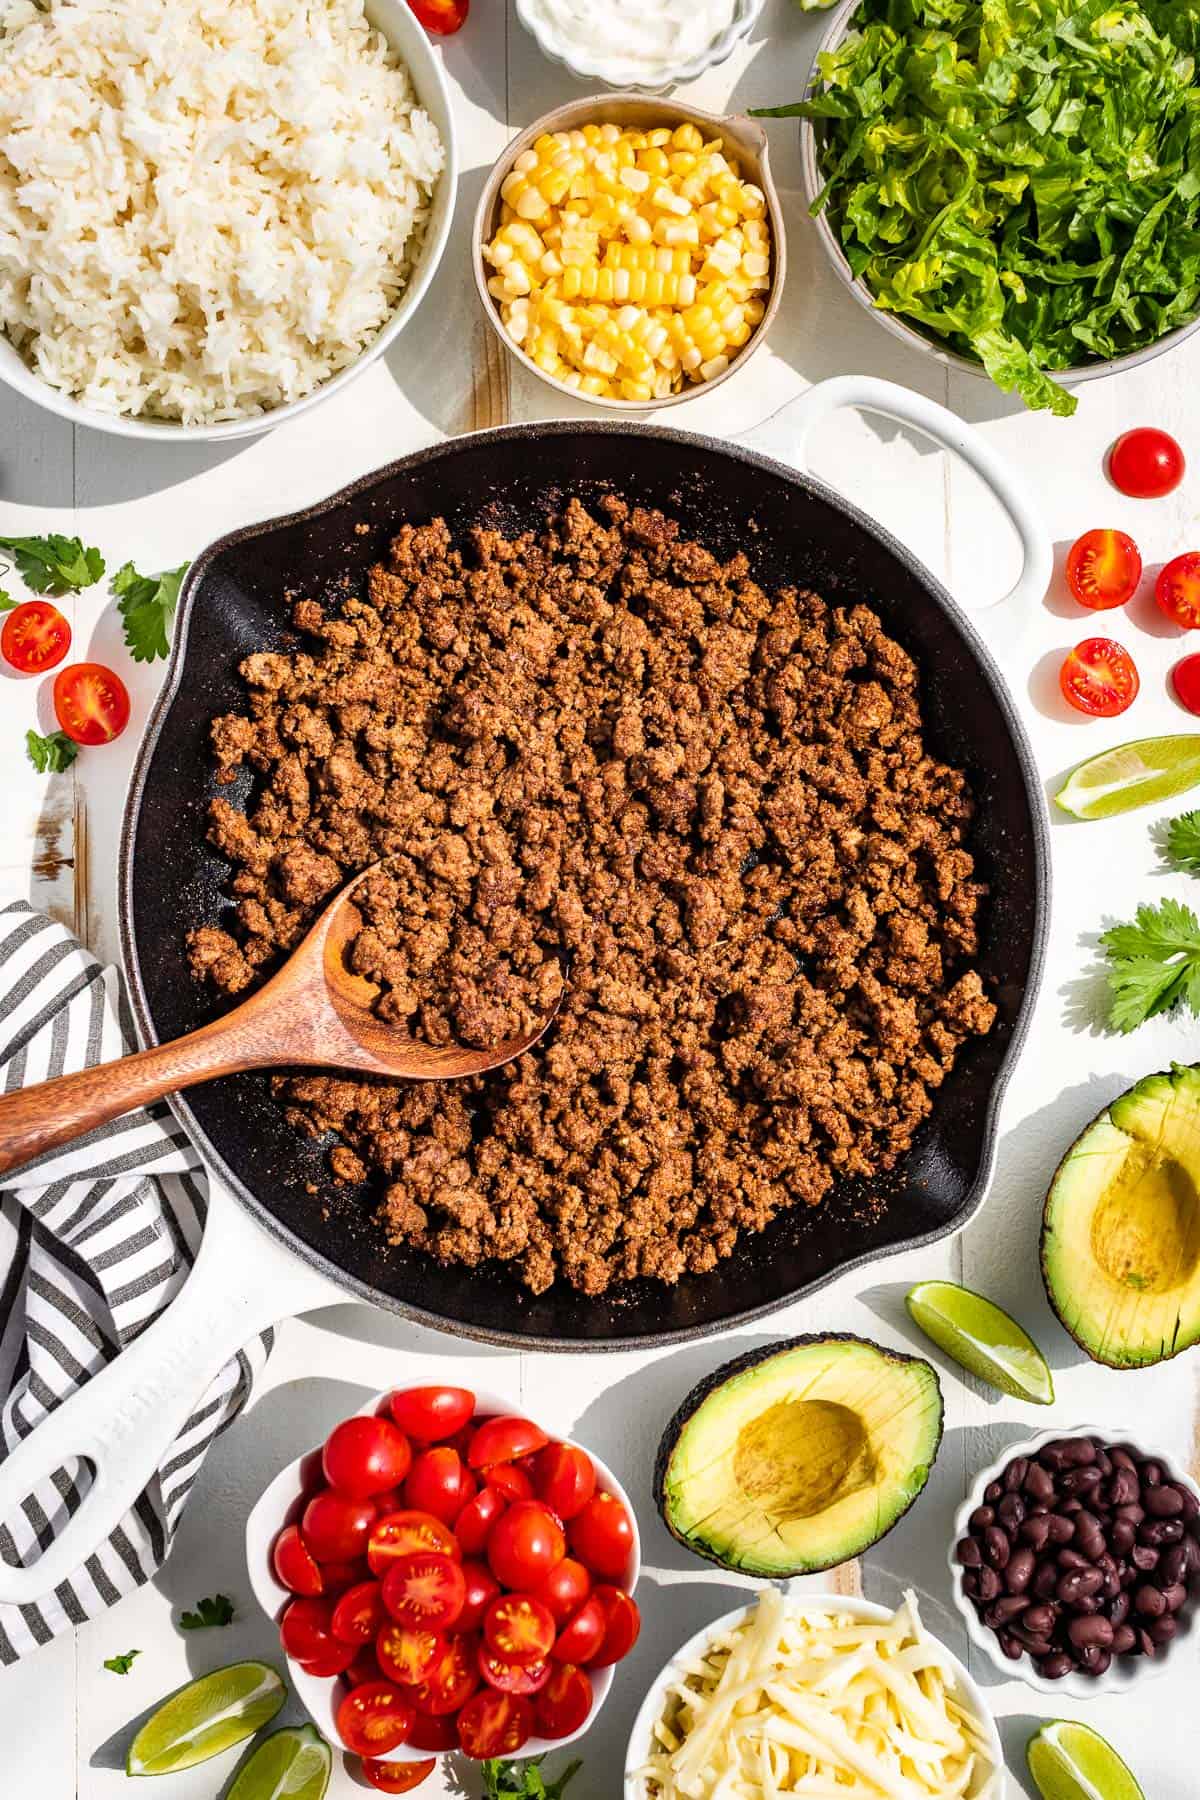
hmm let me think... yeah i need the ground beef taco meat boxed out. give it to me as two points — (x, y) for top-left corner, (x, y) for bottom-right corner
(187, 495), (996, 1296)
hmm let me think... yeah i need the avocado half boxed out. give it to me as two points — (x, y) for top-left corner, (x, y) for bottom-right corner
(654, 1333), (943, 1577)
(1042, 1062), (1200, 1369)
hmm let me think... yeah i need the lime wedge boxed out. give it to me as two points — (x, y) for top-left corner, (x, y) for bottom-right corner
(227, 1726), (332, 1800)
(126, 1661), (286, 1777)
(1056, 735), (1200, 819)
(906, 1280), (1054, 1404)
(1027, 1720), (1145, 1800)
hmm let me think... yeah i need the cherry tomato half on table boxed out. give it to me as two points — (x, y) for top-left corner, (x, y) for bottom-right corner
(362, 1758), (437, 1794)
(1157, 552), (1200, 629)
(337, 1680), (416, 1757)
(1109, 427), (1186, 498)
(405, 0), (468, 33)
(1059, 638), (1140, 718)
(1, 600), (70, 673)
(1065, 529), (1142, 610)
(1173, 653), (1200, 714)
(324, 1415), (412, 1498)
(52, 661), (130, 744)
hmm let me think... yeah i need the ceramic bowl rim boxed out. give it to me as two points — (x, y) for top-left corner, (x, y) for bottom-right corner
(512, 0), (766, 93)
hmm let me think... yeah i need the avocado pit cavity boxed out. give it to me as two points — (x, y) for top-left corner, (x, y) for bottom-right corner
(732, 1400), (875, 1521)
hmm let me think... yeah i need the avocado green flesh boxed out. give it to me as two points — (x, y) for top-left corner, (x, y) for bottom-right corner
(661, 1337), (942, 1576)
(1042, 1064), (1200, 1369)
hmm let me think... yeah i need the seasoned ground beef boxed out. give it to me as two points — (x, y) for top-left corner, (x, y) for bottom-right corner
(187, 496), (996, 1296)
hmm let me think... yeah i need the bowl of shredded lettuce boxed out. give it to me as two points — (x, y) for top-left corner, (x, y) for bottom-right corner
(764, 0), (1200, 416)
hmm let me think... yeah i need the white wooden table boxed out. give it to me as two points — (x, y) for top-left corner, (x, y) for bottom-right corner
(1, 2), (1198, 1793)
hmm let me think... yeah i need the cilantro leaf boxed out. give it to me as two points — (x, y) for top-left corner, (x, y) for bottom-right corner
(25, 729), (78, 774)
(483, 1757), (581, 1800)
(1100, 898), (1200, 1032)
(0, 534), (104, 595)
(103, 1649), (140, 1675)
(179, 1593), (235, 1631)
(113, 560), (188, 663)
(1165, 808), (1200, 874)
(0, 591), (15, 612)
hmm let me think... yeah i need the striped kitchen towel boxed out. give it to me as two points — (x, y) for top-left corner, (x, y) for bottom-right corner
(0, 900), (272, 1662)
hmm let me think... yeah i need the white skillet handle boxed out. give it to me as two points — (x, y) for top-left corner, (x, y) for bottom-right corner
(756, 375), (1053, 613)
(0, 1184), (335, 1607)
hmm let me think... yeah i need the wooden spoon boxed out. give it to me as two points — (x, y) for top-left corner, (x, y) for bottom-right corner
(0, 865), (562, 1179)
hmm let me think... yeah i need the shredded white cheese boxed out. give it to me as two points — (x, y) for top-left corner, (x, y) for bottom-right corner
(632, 1591), (1000, 1800)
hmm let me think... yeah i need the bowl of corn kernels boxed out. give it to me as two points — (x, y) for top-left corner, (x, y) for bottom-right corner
(473, 95), (785, 409)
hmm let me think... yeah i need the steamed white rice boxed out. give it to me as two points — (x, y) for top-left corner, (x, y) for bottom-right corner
(0, 0), (445, 424)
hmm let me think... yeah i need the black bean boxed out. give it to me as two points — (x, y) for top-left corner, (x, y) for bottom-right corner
(1022, 1603), (1055, 1634)
(1039, 1442), (1072, 1471)
(1138, 1628), (1157, 1657)
(1068, 1614), (1113, 1649)
(984, 1480), (1004, 1504)
(1112, 1623), (1137, 1655)
(1115, 1502), (1145, 1527)
(1111, 1448), (1138, 1473)
(1144, 1485), (1184, 1518)
(1061, 1467), (1104, 1498)
(1075, 1518), (1107, 1560)
(1046, 1514), (1076, 1545)
(1101, 1569), (1122, 1599)
(1139, 1460), (1163, 1488)
(1149, 1614), (1178, 1645)
(1057, 1567), (1103, 1606)
(1179, 1487), (1199, 1521)
(984, 1596), (1029, 1628)
(956, 1537), (982, 1568)
(1004, 1457), (1029, 1492)
(1108, 1468), (1140, 1508)
(1080, 1646), (1112, 1678)
(1014, 1634), (1054, 1659)
(969, 1505), (995, 1533)
(977, 1566), (1002, 1601)
(1139, 1518), (1184, 1547)
(996, 1493), (1026, 1532)
(1006, 1548), (1036, 1594)
(1032, 1561), (1059, 1600)
(1131, 1544), (1160, 1571)
(1020, 1516), (1052, 1552)
(962, 1572), (981, 1601)
(1159, 1544), (1190, 1588)
(1062, 1438), (1098, 1467)
(1074, 1595), (1103, 1615)
(1058, 1547), (1092, 1571)
(1060, 1499), (1083, 1516)
(983, 1526), (1011, 1569)
(997, 1631), (1024, 1661)
(1093, 1450), (1113, 1479)
(1134, 1584), (1167, 1618)
(1039, 1652), (1073, 1680)
(1161, 1582), (1188, 1613)
(1024, 1464), (1055, 1504)
(1109, 1516), (1136, 1555)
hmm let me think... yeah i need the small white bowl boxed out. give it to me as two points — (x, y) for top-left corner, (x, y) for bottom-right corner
(0, 0), (457, 443)
(247, 1385), (641, 1767)
(949, 1423), (1200, 1699)
(514, 0), (766, 93)
(624, 1593), (1002, 1798)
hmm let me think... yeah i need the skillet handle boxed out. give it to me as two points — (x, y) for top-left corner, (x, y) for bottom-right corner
(0, 1184), (334, 1607)
(756, 375), (1053, 614)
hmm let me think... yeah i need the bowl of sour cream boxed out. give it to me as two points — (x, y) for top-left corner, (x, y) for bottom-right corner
(515, 0), (766, 92)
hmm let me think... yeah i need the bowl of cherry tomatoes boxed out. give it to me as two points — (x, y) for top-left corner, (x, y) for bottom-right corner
(247, 1383), (641, 1789)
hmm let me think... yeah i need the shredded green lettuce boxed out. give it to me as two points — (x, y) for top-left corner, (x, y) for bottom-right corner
(754, 0), (1200, 414)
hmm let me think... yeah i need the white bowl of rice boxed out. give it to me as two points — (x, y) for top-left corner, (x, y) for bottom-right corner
(0, 0), (457, 439)
(625, 1589), (1003, 1800)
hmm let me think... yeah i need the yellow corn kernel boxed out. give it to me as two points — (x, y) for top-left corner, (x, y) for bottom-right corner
(672, 122), (703, 150)
(619, 378), (653, 401)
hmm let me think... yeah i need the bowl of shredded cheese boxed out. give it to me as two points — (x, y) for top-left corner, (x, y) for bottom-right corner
(625, 1588), (1004, 1800)
(473, 95), (785, 410)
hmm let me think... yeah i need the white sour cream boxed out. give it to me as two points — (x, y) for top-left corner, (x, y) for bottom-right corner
(523, 0), (742, 81)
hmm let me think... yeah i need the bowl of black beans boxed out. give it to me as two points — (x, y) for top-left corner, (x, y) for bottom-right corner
(950, 1426), (1200, 1695)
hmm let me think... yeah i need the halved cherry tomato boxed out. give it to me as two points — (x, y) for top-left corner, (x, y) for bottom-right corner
(1, 601), (70, 673)
(303, 1489), (377, 1563)
(346, 1646), (384, 1689)
(363, 1758), (437, 1794)
(405, 1447), (475, 1525)
(533, 1443), (596, 1522)
(457, 1689), (534, 1761)
(389, 1386), (475, 1444)
(299, 1640), (359, 1677)
(484, 1594), (556, 1665)
(456, 1559), (502, 1635)
(280, 1595), (339, 1662)
(382, 1551), (466, 1631)
(1109, 427), (1185, 499)
(587, 1586), (641, 1666)
(551, 1595), (607, 1664)
(567, 1492), (634, 1579)
(405, 0), (468, 35)
(273, 1523), (323, 1595)
(456, 1485), (507, 1556)
(536, 1557), (591, 1626)
(407, 1712), (460, 1752)
(1059, 637), (1140, 717)
(478, 1647), (553, 1695)
(408, 1632), (480, 1716)
(1172, 652), (1200, 714)
(1065, 529), (1142, 610)
(488, 1501), (566, 1590)
(361, 1756), (436, 1795)
(468, 1418), (549, 1470)
(1157, 551), (1200, 629)
(368, 1509), (461, 1574)
(534, 1663), (593, 1740)
(486, 1463), (534, 1504)
(377, 1620), (444, 1686)
(336, 1681), (415, 1757)
(332, 1579), (388, 1646)
(52, 661), (130, 745)
(323, 1416), (413, 1499)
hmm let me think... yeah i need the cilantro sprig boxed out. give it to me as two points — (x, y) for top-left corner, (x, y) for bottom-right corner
(1101, 898), (1200, 1033)
(1164, 808), (1200, 875)
(482, 1757), (581, 1800)
(25, 729), (78, 775)
(179, 1593), (235, 1631)
(103, 1649), (140, 1675)
(0, 591), (15, 613)
(114, 560), (188, 663)
(0, 534), (104, 596)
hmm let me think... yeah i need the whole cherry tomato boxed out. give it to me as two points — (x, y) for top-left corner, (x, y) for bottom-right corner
(368, 1509), (461, 1574)
(1157, 552), (1200, 629)
(389, 1386), (475, 1444)
(405, 1447), (475, 1525)
(536, 1557), (591, 1625)
(273, 1523), (323, 1596)
(551, 1595), (607, 1664)
(1065, 529), (1142, 610)
(484, 1594), (556, 1665)
(1172, 653), (1200, 714)
(382, 1551), (466, 1631)
(486, 1464), (534, 1504)
(332, 1579), (388, 1646)
(1, 600), (70, 673)
(336, 1681), (415, 1758)
(1059, 638), (1140, 717)
(377, 1620), (445, 1686)
(468, 1418), (549, 1470)
(303, 1489), (377, 1563)
(456, 1559), (502, 1634)
(408, 1632), (480, 1716)
(532, 1444), (596, 1522)
(405, 0), (469, 35)
(567, 1492), (634, 1579)
(534, 1663), (593, 1739)
(456, 1485), (507, 1556)
(323, 1416), (412, 1499)
(487, 1501), (566, 1590)
(1109, 427), (1185, 498)
(587, 1586), (641, 1666)
(456, 1689), (534, 1760)
(478, 1647), (553, 1695)
(52, 661), (130, 744)
(362, 1758), (437, 1794)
